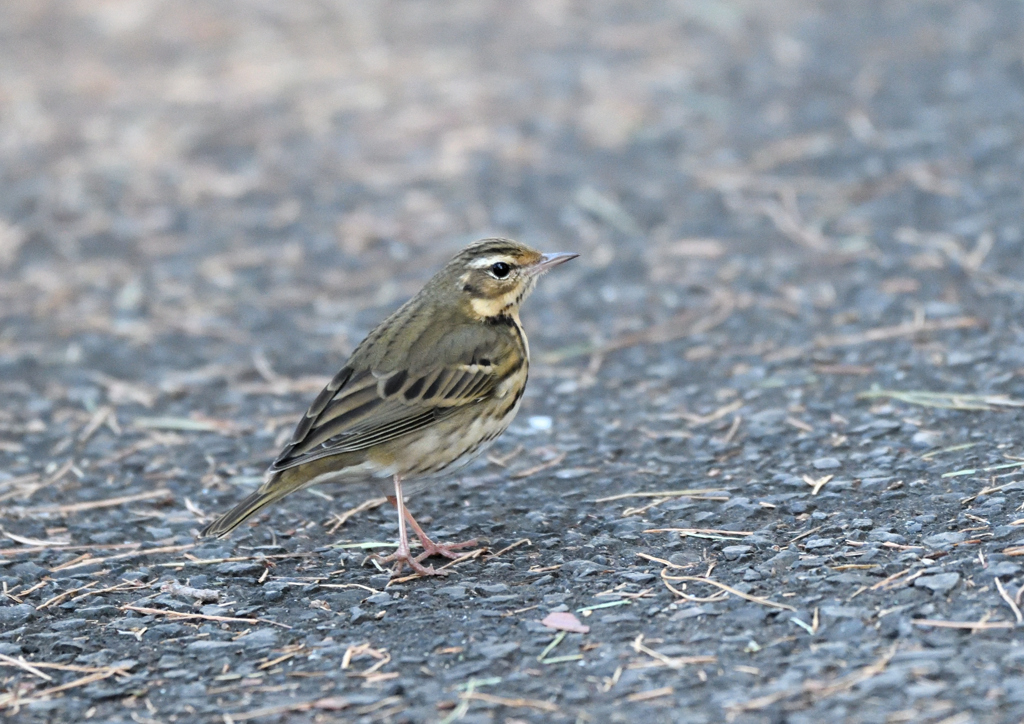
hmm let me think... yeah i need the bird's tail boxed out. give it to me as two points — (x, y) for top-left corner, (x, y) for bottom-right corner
(199, 470), (302, 538)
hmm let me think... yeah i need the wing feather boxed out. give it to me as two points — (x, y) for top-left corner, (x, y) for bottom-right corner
(269, 324), (521, 473)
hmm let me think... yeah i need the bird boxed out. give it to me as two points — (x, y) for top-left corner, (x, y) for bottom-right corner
(200, 238), (578, 576)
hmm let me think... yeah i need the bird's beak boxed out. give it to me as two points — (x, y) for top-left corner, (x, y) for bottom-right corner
(532, 252), (579, 274)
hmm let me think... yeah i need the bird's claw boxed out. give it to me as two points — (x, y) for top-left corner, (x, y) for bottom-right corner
(367, 549), (447, 577)
(367, 537), (479, 577)
(414, 537), (478, 562)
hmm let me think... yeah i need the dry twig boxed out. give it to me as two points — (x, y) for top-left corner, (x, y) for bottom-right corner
(625, 686), (675, 703)
(815, 316), (979, 349)
(121, 605), (291, 629)
(325, 497), (387, 534)
(912, 618), (1013, 631)
(461, 691), (558, 713)
(631, 634), (716, 670)
(594, 488), (727, 503)
(859, 388), (1024, 412)
(8, 489), (172, 518)
(660, 571), (795, 611)
(510, 451), (566, 479)
(994, 578), (1023, 625)
(0, 654), (52, 681)
(222, 697), (350, 722)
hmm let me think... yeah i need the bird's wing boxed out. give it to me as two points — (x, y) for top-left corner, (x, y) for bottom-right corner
(269, 325), (517, 472)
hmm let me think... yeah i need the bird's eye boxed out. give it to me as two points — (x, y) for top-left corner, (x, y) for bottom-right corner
(490, 262), (512, 278)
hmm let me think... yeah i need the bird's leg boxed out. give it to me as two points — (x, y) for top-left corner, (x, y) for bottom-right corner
(395, 504), (479, 562)
(370, 476), (444, 577)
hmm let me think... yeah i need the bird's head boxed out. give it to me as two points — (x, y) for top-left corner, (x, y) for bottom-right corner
(445, 239), (578, 320)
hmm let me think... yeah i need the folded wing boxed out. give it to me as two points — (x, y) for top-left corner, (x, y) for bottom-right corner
(269, 324), (518, 472)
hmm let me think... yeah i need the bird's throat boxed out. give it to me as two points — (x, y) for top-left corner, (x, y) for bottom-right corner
(469, 291), (521, 319)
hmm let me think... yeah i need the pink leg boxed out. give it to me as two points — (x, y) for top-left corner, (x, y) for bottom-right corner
(370, 476), (477, 576)
(398, 504), (478, 563)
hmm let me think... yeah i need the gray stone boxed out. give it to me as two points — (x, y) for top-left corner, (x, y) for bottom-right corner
(435, 586), (467, 600)
(240, 629), (278, 649)
(803, 537), (835, 550)
(475, 642), (519, 659)
(721, 545), (753, 560)
(820, 606), (868, 619)
(911, 431), (944, 448)
(0, 604), (35, 625)
(214, 562), (264, 576)
(914, 573), (960, 595)
(922, 531), (967, 549)
(186, 640), (242, 652)
(476, 583), (509, 594)
(980, 561), (1021, 578)
(868, 530), (907, 544)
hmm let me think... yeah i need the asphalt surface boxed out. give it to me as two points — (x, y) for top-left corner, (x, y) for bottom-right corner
(2, 2), (1024, 722)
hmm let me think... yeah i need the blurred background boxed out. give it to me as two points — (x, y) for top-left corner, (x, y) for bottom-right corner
(4, 0), (1024, 487)
(3, 1), (1020, 381)
(3, 3), (1024, 721)
(3, 0), (1024, 492)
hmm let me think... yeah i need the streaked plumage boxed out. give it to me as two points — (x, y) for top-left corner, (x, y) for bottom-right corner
(200, 239), (577, 576)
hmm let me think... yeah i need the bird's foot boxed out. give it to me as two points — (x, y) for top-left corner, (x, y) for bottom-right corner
(368, 537), (479, 577)
(369, 545), (448, 577)
(414, 536), (479, 562)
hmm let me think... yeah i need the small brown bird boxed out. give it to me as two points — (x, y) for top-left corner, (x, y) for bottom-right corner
(200, 239), (577, 576)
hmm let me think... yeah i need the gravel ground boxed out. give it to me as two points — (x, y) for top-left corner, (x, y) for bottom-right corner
(3, 1), (1024, 722)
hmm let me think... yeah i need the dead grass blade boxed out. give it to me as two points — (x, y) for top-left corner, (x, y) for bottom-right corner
(663, 399), (744, 427)
(631, 634), (716, 670)
(644, 528), (751, 542)
(0, 665), (129, 709)
(341, 642), (391, 677)
(624, 686), (676, 703)
(223, 696), (350, 721)
(912, 618), (1014, 631)
(637, 552), (693, 570)
(0, 654), (52, 681)
(35, 582), (97, 610)
(490, 538), (532, 557)
(803, 474), (833, 495)
(594, 488), (727, 503)
(0, 528), (71, 547)
(122, 605), (291, 629)
(858, 388), (1024, 411)
(132, 415), (239, 434)
(6, 489), (172, 518)
(994, 578), (1023, 625)
(816, 316), (979, 349)
(510, 451), (566, 479)
(49, 543), (194, 572)
(660, 571), (795, 611)
(325, 497), (387, 534)
(943, 461), (1024, 480)
(461, 691), (558, 713)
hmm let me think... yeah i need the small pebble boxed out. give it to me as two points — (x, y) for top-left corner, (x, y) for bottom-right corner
(721, 545), (753, 560)
(914, 573), (961, 595)
(528, 416), (552, 431)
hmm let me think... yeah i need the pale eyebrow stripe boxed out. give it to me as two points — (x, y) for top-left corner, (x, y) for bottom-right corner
(467, 255), (513, 269)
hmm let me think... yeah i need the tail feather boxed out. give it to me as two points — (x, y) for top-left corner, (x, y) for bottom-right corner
(199, 472), (300, 538)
